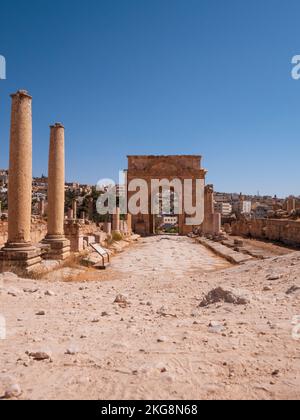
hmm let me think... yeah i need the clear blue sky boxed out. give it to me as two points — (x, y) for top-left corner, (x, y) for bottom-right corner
(0, 0), (299, 197)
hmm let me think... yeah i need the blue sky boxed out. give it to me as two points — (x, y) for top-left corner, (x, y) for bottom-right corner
(0, 0), (299, 197)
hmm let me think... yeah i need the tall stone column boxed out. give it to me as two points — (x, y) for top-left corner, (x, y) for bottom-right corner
(202, 184), (216, 235)
(287, 197), (296, 214)
(39, 199), (45, 217)
(113, 207), (121, 234)
(43, 123), (70, 260)
(88, 197), (94, 220)
(72, 199), (77, 220)
(126, 213), (132, 235)
(0, 90), (41, 274)
(67, 208), (74, 219)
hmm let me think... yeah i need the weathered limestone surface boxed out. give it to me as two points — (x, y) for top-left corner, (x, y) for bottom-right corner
(0, 90), (41, 274)
(112, 207), (121, 234)
(0, 220), (47, 248)
(287, 197), (296, 214)
(104, 222), (112, 235)
(72, 199), (77, 220)
(127, 155), (206, 236)
(38, 199), (45, 217)
(43, 123), (70, 260)
(196, 237), (253, 264)
(231, 218), (300, 246)
(202, 184), (221, 236)
(126, 214), (132, 235)
(67, 209), (74, 220)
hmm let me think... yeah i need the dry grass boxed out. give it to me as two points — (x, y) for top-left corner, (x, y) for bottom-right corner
(63, 266), (118, 283)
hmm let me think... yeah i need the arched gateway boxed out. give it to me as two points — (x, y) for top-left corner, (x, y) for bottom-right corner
(126, 155), (207, 236)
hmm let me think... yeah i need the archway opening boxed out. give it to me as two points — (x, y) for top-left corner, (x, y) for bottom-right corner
(152, 188), (179, 235)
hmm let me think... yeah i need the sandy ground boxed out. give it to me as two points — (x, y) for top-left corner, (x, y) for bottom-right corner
(0, 235), (299, 400)
(230, 236), (297, 257)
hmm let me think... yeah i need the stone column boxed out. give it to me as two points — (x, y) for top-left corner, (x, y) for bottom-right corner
(88, 197), (94, 220)
(67, 208), (74, 219)
(204, 184), (214, 215)
(105, 221), (112, 235)
(113, 207), (121, 234)
(202, 184), (215, 235)
(126, 213), (132, 235)
(0, 90), (41, 274)
(39, 199), (45, 217)
(287, 197), (296, 214)
(43, 123), (70, 260)
(72, 199), (77, 220)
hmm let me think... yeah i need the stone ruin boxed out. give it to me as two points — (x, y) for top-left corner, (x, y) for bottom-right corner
(0, 90), (221, 275)
(0, 90), (133, 275)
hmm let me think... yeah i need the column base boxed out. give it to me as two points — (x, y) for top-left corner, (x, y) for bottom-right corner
(0, 243), (42, 275)
(42, 236), (71, 260)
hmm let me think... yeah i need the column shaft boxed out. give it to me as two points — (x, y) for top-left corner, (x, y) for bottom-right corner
(47, 124), (65, 237)
(0, 90), (41, 274)
(7, 91), (33, 245)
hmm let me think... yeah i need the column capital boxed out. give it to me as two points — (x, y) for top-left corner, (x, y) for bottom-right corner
(50, 122), (64, 129)
(10, 90), (32, 100)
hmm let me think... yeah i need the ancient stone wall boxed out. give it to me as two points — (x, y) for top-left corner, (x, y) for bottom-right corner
(0, 219), (47, 247)
(231, 219), (300, 246)
(64, 220), (106, 252)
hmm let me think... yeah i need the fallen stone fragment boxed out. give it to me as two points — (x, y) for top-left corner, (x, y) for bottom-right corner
(6, 287), (22, 297)
(45, 290), (55, 296)
(0, 375), (22, 399)
(114, 294), (130, 307)
(23, 288), (38, 294)
(65, 346), (79, 355)
(199, 287), (249, 307)
(36, 311), (45, 316)
(27, 351), (51, 361)
(157, 306), (177, 318)
(266, 275), (281, 281)
(286, 285), (300, 295)
(208, 321), (225, 334)
(91, 318), (100, 323)
(4, 383), (22, 399)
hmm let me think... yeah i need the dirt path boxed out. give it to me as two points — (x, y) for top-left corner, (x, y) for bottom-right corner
(110, 236), (230, 278)
(0, 236), (299, 400)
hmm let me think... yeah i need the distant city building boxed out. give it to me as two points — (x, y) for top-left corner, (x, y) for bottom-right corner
(233, 200), (252, 215)
(254, 204), (269, 219)
(214, 202), (232, 216)
(214, 193), (230, 203)
(0, 169), (8, 186)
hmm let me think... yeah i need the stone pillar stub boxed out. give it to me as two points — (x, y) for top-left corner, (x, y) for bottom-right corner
(67, 208), (74, 219)
(126, 213), (132, 235)
(112, 207), (121, 234)
(202, 184), (221, 236)
(39, 199), (45, 217)
(105, 222), (112, 235)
